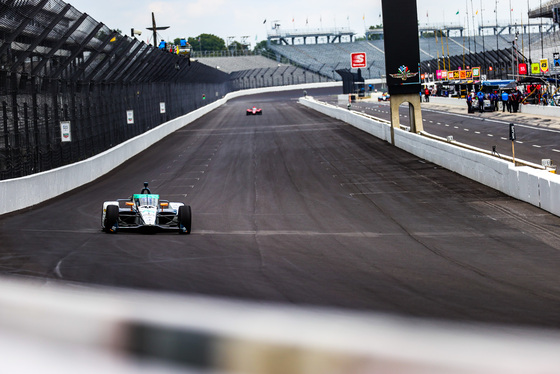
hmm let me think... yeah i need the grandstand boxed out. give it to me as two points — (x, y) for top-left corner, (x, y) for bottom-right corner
(196, 27), (549, 89)
(270, 41), (384, 79)
(197, 55), (280, 73)
(197, 0), (560, 87)
(527, 0), (560, 63)
(164, 2), (560, 93)
(528, 0), (560, 18)
(198, 25), (554, 87)
(267, 33), (536, 80)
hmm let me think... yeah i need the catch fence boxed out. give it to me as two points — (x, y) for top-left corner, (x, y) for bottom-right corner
(0, 0), (232, 179)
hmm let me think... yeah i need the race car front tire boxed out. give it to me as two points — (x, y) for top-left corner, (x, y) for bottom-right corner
(104, 205), (119, 233)
(178, 205), (192, 234)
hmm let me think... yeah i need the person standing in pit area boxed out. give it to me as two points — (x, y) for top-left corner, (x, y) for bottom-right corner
(511, 89), (521, 113)
(491, 91), (499, 111)
(510, 90), (516, 112)
(477, 90), (485, 113)
(467, 93), (473, 113)
(502, 91), (509, 112)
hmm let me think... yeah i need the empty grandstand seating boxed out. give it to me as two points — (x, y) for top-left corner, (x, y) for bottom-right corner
(198, 30), (550, 87)
(197, 55), (280, 73)
(269, 34), (534, 80)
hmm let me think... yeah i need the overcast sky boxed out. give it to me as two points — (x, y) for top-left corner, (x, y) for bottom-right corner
(67, 0), (541, 47)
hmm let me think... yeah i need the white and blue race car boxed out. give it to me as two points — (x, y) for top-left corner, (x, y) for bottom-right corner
(101, 182), (191, 234)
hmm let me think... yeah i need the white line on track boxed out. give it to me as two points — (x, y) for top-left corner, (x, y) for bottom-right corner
(422, 108), (560, 134)
(54, 260), (63, 278)
(195, 230), (400, 237)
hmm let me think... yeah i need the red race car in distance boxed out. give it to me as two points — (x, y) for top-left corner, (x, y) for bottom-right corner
(246, 106), (262, 115)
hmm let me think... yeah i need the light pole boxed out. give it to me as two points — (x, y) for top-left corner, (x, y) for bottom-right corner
(511, 31), (518, 79)
(427, 63), (431, 82)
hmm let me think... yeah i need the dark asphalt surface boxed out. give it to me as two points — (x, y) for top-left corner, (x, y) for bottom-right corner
(2, 88), (560, 328)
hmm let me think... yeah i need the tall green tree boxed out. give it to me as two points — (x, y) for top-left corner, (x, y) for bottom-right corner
(368, 24), (383, 40)
(187, 34), (226, 51)
(253, 40), (268, 52)
(228, 41), (246, 52)
(253, 40), (277, 60)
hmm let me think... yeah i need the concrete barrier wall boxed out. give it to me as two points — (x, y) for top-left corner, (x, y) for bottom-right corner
(300, 97), (560, 218)
(429, 96), (465, 107)
(2, 277), (560, 374)
(0, 98), (225, 215)
(519, 103), (560, 117)
(0, 82), (340, 216)
(306, 100), (392, 141)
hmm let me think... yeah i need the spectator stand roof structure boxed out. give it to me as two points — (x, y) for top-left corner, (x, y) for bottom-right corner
(267, 24), (356, 46)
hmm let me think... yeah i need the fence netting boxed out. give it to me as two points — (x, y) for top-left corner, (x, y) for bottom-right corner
(0, 0), (232, 179)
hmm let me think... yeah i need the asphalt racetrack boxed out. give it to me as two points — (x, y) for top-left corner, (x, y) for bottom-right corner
(2, 88), (560, 328)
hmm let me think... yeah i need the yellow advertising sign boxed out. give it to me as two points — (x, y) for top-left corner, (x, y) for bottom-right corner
(540, 58), (549, 73)
(445, 69), (478, 80)
(447, 70), (460, 80)
(531, 63), (540, 74)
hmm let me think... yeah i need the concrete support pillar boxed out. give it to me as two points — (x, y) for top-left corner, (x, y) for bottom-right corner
(389, 93), (423, 144)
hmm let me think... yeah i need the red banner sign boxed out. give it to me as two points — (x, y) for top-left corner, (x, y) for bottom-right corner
(351, 52), (367, 68)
